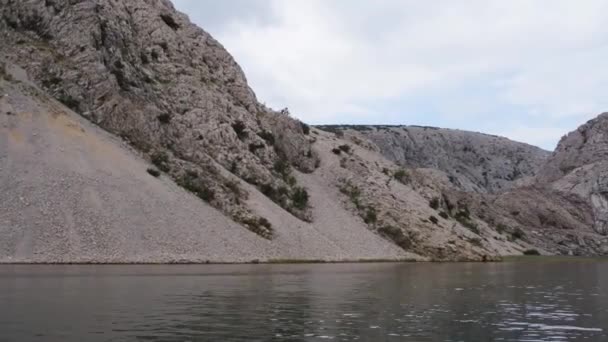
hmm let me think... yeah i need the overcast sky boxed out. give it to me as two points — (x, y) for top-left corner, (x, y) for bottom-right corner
(173, 0), (608, 150)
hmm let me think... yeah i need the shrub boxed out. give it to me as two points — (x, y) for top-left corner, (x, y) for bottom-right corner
(257, 130), (275, 145)
(224, 180), (242, 196)
(146, 168), (161, 177)
(157, 113), (172, 124)
(439, 211), (449, 220)
(429, 216), (439, 225)
(429, 197), (440, 210)
(379, 225), (411, 249)
(273, 158), (291, 178)
(338, 144), (351, 153)
(160, 14), (180, 30)
(232, 120), (247, 140)
(300, 121), (310, 135)
(57, 93), (80, 112)
(364, 207), (378, 224)
(177, 172), (215, 203)
(394, 169), (410, 184)
(248, 142), (265, 153)
(496, 223), (507, 234)
(240, 216), (273, 239)
(151, 151), (170, 172)
(332, 148), (342, 155)
(291, 186), (309, 210)
(511, 228), (525, 240)
(340, 182), (362, 208)
(523, 249), (540, 256)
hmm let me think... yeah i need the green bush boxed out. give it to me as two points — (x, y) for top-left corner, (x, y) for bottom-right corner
(151, 151), (171, 172)
(291, 186), (310, 210)
(257, 130), (275, 145)
(379, 225), (411, 249)
(273, 158), (291, 178)
(177, 171), (215, 203)
(364, 207), (378, 224)
(429, 197), (440, 210)
(394, 169), (411, 184)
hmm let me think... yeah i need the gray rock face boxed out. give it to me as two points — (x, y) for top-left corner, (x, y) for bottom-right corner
(318, 125), (550, 193)
(0, 0), (319, 230)
(536, 113), (608, 236)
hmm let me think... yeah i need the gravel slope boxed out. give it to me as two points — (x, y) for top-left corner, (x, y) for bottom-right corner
(0, 67), (413, 263)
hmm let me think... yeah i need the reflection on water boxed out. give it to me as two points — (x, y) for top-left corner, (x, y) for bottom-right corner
(0, 260), (607, 341)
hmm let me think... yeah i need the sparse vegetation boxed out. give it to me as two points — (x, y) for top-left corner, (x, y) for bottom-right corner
(378, 225), (412, 249)
(393, 169), (411, 184)
(273, 158), (291, 178)
(439, 211), (449, 220)
(248, 142), (265, 153)
(239, 216), (273, 239)
(177, 170), (215, 203)
(429, 216), (439, 225)
(523, 249), (540, 256)
(151, 151), (171, 172)
(338, 144), (351, 153)
(364, 207), (378, 224)
(257, 130), (275, 145)
(332, 148), (342, 155)
(300, 121), (310, 135)
(291, 186), (310, 210)
(511, 228), (525, 241)
(339, 181), (362, 209)
(429, 197), (440, 210)
(157, 113), (172, 124)
(57, 93), (80, 112)
(232, 120), (247, 140)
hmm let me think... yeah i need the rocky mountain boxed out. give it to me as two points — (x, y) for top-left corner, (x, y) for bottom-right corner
(317, 125), (550, 193)
(1, 0), (607, 262)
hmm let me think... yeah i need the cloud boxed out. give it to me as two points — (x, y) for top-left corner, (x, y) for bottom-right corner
(173, 0), (608, 150)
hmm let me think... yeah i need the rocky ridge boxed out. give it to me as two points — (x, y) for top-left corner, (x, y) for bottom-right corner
(317, 125), (550, 193)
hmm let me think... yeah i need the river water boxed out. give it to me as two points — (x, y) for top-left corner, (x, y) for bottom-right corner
(0, 259), (607, 341)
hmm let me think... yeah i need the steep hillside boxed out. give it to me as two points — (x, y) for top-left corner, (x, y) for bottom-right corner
(0, 63), (417, 263)
(317, 125), (550, 193)
(536, 113), (608, 236)
(0, 0), (318, 233)
(1, 0), (607, 262)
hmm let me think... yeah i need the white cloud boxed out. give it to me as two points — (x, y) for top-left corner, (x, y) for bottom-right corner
(174, 0), (608, 148)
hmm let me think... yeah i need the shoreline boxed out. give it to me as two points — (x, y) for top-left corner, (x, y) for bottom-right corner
(1, 255), (606, 266)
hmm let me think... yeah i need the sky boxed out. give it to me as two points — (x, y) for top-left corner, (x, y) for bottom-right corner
(173, 0), (608, 150)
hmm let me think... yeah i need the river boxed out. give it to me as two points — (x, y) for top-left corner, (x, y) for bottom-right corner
(1, 259), (607, 341)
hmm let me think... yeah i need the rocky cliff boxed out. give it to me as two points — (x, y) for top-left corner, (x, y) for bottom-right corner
(1, 0), (607, 262)
(317, 125), (550, 193)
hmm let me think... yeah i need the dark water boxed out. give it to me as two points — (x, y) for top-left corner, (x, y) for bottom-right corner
(1, 260), (607, 342)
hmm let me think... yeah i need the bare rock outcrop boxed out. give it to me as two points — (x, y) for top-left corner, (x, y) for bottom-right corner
(318, 125), (549, 193)
(0, 0), (318, 235)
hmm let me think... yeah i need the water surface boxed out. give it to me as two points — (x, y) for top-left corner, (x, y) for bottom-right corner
(1, 259), (607, 341)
